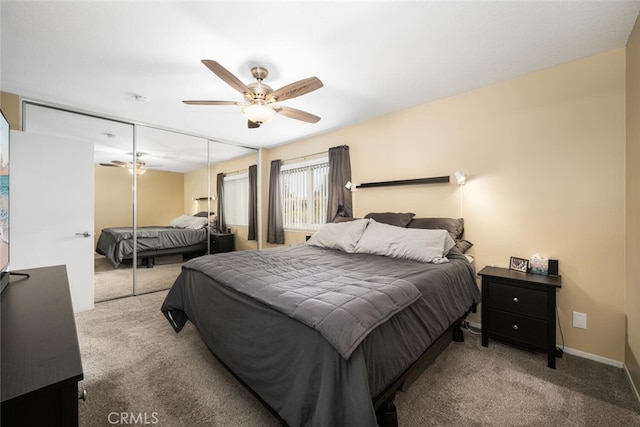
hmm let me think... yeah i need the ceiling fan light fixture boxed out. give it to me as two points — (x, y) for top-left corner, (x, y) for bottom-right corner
(242, 102), (275, 125)
(185, 60), (322, 127)
(128, 167), (146, 175)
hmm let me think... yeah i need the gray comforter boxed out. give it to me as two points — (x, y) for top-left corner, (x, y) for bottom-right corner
(183, 251), (422, 359)
(96, 226), (207, 267)
(162, 244), (481, 426)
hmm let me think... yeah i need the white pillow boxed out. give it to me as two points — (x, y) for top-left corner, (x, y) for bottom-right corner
(169, 215), (208, 229)
(306, 218), (371, 253)
(354, 220), (455, 263)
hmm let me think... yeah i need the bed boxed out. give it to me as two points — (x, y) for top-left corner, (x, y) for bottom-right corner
(161, 214), (481, 426)
(96, 214), (211, 268)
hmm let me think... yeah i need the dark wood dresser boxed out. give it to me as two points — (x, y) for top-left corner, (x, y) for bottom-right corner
(1, 265), (84, 426)
(478, 266), (562, 368)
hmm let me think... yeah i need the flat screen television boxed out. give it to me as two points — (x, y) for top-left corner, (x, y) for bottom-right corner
(0, 109), (10, 293)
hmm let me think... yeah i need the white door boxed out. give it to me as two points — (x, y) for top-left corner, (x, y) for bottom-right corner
(10, 131), (94, 312)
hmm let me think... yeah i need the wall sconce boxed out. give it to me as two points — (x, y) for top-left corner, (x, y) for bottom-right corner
(454, 171), (466, 185)
(345, 181), (357, 192)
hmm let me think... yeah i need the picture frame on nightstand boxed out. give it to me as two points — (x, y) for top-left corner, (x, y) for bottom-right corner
(509, 256), (528, 273)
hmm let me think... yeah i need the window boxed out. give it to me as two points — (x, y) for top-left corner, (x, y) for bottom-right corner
(281, 158), (329, 231)
(223, 174), (248, 226)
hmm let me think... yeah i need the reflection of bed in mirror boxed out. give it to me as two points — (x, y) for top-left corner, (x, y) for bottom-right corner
(95, 214), (211, 268)
(161, 215), (481, 426)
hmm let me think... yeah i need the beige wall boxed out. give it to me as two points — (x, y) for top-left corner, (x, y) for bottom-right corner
(260, 49), (627, 362)
(626, 14), (640, 396)
(183, 152), (259, 252)
(95, 166), (184, 242)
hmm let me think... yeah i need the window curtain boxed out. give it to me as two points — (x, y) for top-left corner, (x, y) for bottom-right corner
(216, 173), (226, 233)
(248, 164), (258, 241)
(326, 145), (353, 222)
(267, 160), (284, 244)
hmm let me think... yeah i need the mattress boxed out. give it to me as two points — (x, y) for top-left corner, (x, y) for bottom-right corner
(95, 226), (208, 267)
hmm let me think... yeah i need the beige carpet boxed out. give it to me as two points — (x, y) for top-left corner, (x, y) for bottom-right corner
(94, 255), (183, 301)
(76, 291), (640, 426)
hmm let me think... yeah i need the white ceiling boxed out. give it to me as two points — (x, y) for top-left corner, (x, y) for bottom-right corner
(2, 1), (640, 167)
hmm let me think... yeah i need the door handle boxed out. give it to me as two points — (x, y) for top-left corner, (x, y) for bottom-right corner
(75, 232), (92, 238)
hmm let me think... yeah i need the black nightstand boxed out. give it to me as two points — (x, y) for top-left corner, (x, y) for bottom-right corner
(209, 232), (235, 254)
(478, 266), (562, 369)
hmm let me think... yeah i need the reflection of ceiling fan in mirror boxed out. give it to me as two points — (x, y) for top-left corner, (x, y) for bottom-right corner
(99, 152), (159, 175)
(183, 60), (323, 128)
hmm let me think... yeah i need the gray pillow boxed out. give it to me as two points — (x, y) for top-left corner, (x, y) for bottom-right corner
(364, 212), (415, 228)
(193, 211), (213, 218)
(306, 219), (371, 253)
(169, 215), (208, 229)
(455, 239), (473, 253)
(333, 216), (360, 223)
(354, 220), (455, 264)
(407, 217), (464, 239)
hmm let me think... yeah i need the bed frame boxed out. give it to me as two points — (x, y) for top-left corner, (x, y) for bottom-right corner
(122, 242), (208, 268)
(205, 303), (476, 427)
(373, 305), (475, 426)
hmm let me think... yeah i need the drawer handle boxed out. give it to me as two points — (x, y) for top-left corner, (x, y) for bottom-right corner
(512, 324), (519, 331)
(79, 388), (87, 401)
(513, 297), (519, 303)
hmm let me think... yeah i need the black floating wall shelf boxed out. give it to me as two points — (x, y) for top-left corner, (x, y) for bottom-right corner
(194, 196), (213, 201)
(356, 176), (450, 189)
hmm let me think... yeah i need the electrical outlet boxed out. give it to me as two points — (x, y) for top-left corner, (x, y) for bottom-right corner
(573, 311), (587, 329)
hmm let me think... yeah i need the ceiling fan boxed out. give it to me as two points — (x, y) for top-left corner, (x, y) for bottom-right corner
(183, 60), (323, 128)
(99, 152), (157, 175)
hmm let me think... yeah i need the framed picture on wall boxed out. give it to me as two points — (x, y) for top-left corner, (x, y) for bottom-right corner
(509, 256), (529, 273)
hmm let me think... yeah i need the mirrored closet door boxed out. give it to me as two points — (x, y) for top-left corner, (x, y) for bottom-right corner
(133, 126), (210, 296)
(23, 102), (136, 302)
(23, 101), (259, 303)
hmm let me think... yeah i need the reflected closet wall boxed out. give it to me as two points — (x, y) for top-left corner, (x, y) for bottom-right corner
(23, 101), (258, 303)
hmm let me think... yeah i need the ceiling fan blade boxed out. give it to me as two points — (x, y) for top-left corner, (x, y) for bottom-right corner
(274, 106), (321, 123)
(99, 163), (121, 167)
(268, 77), (323, 103)
(202, 60), (251, 96)
(248, 120), (260, 129)
(182, 100), (242, 106)
(111, 160), (129, 166)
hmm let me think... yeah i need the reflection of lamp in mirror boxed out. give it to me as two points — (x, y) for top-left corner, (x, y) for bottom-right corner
(128, 167), (146, 175)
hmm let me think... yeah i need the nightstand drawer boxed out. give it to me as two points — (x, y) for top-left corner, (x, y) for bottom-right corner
(487, 282), (547, 318)
(488, 309), (547, 348)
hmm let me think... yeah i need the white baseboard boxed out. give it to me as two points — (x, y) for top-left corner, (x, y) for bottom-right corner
(466, 319), (638, 403)
(560, 346), (623, 368)
(624, 365), (640, 404)
(465, 320), (624, 368)
(466, 320), (481, 329)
